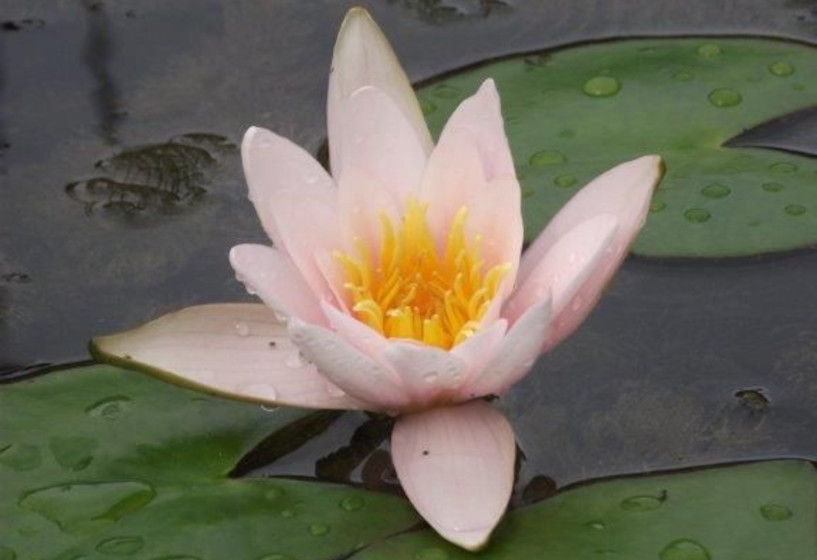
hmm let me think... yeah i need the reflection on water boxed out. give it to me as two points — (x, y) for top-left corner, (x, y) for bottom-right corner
(390, 0), (511, 24)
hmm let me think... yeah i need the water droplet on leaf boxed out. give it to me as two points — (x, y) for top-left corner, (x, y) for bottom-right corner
(339, 495), (365, 512)
(308, 523), (330, 536)
(620, 494), (664, 512)
(707, 88), (742, 108)
(658, 538), (710, 560)
(760, 503), (792, 521)
(701, 184), (731, 198)
(697, 43), (722, 58)
(684, 208), (711, 223)
(95, 536), (144, 555)
(769, 61), (795, 76)
(530, 150), (566, 166)
(582, 76), (621, 97)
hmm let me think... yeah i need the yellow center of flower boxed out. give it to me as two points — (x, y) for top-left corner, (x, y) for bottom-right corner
(333, 198), (510, 350)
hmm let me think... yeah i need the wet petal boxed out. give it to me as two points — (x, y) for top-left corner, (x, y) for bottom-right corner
(337, 85), (428, 202)
(516, 155), (662, 351)
(288, 318), (409, 411)
(391, 400), (516, 550)
(241, 126), (335, 248)
(91, 304), (364, 410)
(382, 342), (468, 400)
(451, 319), (507, 385)
(328, 7), (432, 176)
(465, 299), (552, 398)
(466, 175), (523, 275)
(229, 244), (326, 326)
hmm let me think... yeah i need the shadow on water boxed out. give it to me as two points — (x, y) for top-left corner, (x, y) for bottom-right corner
(1, 0), (817, 491)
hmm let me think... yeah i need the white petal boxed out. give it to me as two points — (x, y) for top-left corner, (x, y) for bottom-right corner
(91, 304), (364, 410)
(382, 342), (468, 402)
(465, 299), (553, 398)
(288, 318), (409, 411)
(391, 401), (516, 550)
(328, 7), (432, 176)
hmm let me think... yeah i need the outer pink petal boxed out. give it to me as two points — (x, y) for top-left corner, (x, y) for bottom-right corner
(391, 400), (516, 550)
(288, 318), (410, 411)
(382, 342), (468, 402)
(434, 79), (515, 181)
(91, 304), (364, 410)
(451, 319), (507, 378)
(515, 155), (662, 351)
(466, 175), (523, 276)
(241, 126), (334, 247)
(229, 244), (326, 326)
(465, 299), (553, 398)
(504, 214), (618, 324)
(336, 85), (428, 202)
(328, 7), (433, 176)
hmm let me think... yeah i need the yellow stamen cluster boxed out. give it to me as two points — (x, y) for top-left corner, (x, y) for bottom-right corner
(334, 198), (510, 350)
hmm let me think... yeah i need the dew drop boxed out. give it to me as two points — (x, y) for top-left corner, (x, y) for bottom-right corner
(586, 521), (606, 530)
(650, 201), (667, 213)
(760, 503), (792, 521)
(414, 547), (449, 560)
(265, 486), (285, 501)
(672, 71), (695, 82)
(308, 523), (330, 537)
(769, 61), (795, 77)
(285, 352), (303, 368)
(85, 396), (132, 421)
(554, 174), (577, 188)
(785, 204), (806, 216)
(701, 183), (731, 198)
(684, 208), (711, 223)
(325, 382), (347, 398)
(521, 186), (536, 199)
(419, 98), (436, 116)
(339, 495), (365, 512)
(305, 174), (319, 185)
(95, 536), (144, 555)
(235, 322), (251, 337)
(241, 383), (278, 401)
(582, 76), (621, 97)
(433, 84), (461, 99)
(707, 88), (742, 108)
(762, 182), (785, 193)
(49, 436), (98, 472)
(529, 149), (566, 166)
(422, 371), (439, 383)
(619, 494), (663, 512)
(770, 162), (797, 174)
(0, 443), (41, 471)
(697, 43), (722, 58)
(658, 538), (710, 560)
(280, 509), (296, 518)
(558, 128), (576, 138)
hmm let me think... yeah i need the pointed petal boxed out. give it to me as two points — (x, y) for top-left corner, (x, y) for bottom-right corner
(505, 214), (618, 323)
(337, 85), (428, 201)
(465, 299), (552, 398)
(288, 318), (410, 411)
(466, 175), (523, 275)
(451, 319), (507, 384)
(515, 155), (662, 351)
(435, 79), (515, 181)
(382, 342), (468, 402)
(241, 126), (334, 247)
(229, 244), (326, 325)
(391, 401), (516, 550)
(328, 7), (433, 175)
(91, 304), (364, 410)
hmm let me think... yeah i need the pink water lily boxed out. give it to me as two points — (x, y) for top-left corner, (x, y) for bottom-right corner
(93, 7), (662, 551)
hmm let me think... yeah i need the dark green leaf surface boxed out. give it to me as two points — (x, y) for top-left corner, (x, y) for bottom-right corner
(0, 365), (419, 560)
(352, 460), (817, 559)
(418, 38), (817, 257)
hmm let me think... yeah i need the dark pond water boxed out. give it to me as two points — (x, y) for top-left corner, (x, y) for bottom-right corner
(2, 0), (817, 492)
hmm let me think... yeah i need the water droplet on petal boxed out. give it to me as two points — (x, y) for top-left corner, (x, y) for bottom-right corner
(658, 538), (710, 560)
(582, 76), (621, 97)
(760, 503), (792, 521)
(235, 322), (250, 337)
(707, 88), (742, 108)
(325, 382), (346, 398)
(285, 353), (303, 368)
(95, 536), (144, 555)
(422, 371), (439, 383)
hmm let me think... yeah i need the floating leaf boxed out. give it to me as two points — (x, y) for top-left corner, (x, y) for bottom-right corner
(0, 365), (419, 559)
(418, 38), (817, 257)
(352, 461), (817, 559)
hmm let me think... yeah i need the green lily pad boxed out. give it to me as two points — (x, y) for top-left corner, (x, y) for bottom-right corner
(351, 460), (817, 559)
(0, 365), (419, 560)
(418, 38), (817, 258)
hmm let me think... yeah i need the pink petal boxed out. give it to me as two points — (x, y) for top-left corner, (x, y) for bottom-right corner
(229, 244), (326, 326)
(420, 128), (488, 248)
(466, 175), (523, 276)
(91, 304), (365, 410)
(465, 299), (553, 398)
(451, 319), (508, 384)
(391, 401), (516, 550)
(434, 79), (515, 181)
(328, 7), (433, 175)
(288, 318), (410, 411)
(337, 165), (401, 255)
(321, 301), (391, 358)
(515, 155), (662, 351)
(336, 85), (428, 202)
(382, 342), (468, 402)
(504, 214), (618, 324)
(241, 126), (334, 248)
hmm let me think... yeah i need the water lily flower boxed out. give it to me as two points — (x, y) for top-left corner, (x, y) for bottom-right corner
(93, 7), (662, 551)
